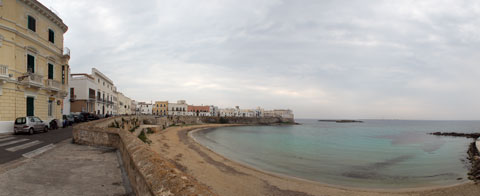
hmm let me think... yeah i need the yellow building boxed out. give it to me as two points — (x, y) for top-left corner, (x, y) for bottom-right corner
(0, 0), (70, 133)
(153, 101), (168, 116)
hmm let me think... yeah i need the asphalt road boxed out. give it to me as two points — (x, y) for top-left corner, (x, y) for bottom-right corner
(0, 126), (73, 164)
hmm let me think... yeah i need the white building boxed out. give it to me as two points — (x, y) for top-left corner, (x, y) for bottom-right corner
(219, 108), (237, 117)
(116, 92), (132, 115)
(91, 68), (116, 116)
(209, 105), (219, 117)
(69, 73), (98, 114)
(168, 100), (188, 116)
(138, 102), (153, 115)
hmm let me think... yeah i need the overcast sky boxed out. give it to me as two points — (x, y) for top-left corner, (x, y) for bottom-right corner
(38, 0), (480, 120)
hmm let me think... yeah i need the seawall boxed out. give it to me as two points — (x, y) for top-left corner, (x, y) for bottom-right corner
(72, 115), (294, 196)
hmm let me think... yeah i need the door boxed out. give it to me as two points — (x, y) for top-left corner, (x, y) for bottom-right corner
(26, 97), (34, 116)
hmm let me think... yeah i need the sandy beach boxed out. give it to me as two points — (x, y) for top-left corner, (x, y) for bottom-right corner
(148, 124), (480, 196)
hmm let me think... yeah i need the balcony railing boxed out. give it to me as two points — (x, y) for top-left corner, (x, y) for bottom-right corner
(0, 65), (8, 80)
(46, 79), (62, 91)
(20, 73), (43, 88)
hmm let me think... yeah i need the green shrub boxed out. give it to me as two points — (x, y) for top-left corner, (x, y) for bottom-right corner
(138, 131), (151, 144)
(129, 125), (139, 133)
(146, 128), (154, 134)
(219, 117), (228, 124)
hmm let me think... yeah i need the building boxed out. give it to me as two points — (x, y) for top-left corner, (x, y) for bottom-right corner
(219, 108), (237, 117)
(69, 68), (117, 116)
(131, 100), (137, 114)
(69, 74), (96, 113)
(116, 92), (132, 115)
(187, 105), (210, 116)
(209, 105), (219, 117)
(273, 109), (294, 119)
(91, 68), (115, 116)
(138, 102), (153, 115)
(168, 100), (187, 116)
(153, 101), (168, 116)
(0, 0), (70, 133)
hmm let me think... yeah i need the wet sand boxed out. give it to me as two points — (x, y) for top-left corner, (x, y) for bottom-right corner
(148, 124), (480, 196)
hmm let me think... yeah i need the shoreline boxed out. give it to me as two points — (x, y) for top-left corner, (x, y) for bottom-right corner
(188, 126), (470, 192)
(149, 124), (480, 196)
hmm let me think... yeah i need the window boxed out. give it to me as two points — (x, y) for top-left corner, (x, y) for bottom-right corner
(98, 79), (100, 83)
(27, 16), (36, 32)
(27, 54), (35, 73)
(48, 100), (53, 116)
(70, 88), (74, 99)
(62, 65), (65, 84)
(48, 29), (55, 43)
(48, 63), (54, 79)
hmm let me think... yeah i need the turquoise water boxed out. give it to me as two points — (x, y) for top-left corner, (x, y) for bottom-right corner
(192, 120), (480, 189)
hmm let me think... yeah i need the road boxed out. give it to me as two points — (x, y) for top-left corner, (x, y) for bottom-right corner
(0, 126), (72, 165)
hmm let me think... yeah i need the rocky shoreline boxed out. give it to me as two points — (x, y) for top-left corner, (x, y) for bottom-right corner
(429, 131), (480, 183)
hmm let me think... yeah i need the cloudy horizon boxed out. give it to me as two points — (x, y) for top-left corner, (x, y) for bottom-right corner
(38, 0), (480, 120)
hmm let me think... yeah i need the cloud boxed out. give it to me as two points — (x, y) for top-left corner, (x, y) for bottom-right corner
(39, 0), (480, 119)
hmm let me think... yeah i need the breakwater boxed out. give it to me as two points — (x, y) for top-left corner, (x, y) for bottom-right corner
(429, 131), (480, 183)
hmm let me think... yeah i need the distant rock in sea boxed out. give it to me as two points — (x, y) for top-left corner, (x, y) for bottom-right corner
(318, 120), (363, 123)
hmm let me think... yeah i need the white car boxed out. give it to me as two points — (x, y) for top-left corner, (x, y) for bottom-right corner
(14, 116), (49, 135)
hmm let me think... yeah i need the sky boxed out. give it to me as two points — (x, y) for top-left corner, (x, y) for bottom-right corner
(38, 0), (480, 120)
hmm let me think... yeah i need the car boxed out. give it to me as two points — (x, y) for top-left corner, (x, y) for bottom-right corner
(63, 115), (75, 126)
(72, 114), (86, 123)
(14, 116), (48, 135)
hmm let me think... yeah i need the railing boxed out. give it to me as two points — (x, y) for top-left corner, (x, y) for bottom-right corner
(63, 47), (70, 57)
(46, 79), (61, 91)
(0, 65), (8, 79)
(20, 73), (43, 87)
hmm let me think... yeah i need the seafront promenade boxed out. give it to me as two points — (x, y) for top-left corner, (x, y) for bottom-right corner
(0, 140), (129, 196)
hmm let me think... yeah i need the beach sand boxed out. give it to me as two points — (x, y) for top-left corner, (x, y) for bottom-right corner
(148, 124), (480, 196)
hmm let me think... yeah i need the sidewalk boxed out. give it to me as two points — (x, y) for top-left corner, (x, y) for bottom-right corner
(0, 141), (131, 196)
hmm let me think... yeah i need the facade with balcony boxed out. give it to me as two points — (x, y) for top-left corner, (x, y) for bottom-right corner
(0, 0), (70, 133)
(68, 68), (130, 116)
(69, 74), (97, 114)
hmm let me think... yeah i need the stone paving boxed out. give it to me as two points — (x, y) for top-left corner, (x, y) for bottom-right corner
(0, 140), (130, 196)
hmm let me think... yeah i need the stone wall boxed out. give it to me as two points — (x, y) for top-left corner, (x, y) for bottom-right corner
(72, 115), (295, 196)
(73, 116), (216, 196)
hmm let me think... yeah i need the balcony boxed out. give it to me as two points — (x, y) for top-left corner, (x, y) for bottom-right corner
(0, 65), (9, 81)
(19, 73), (43, 88)
(45, 79), (62, 91)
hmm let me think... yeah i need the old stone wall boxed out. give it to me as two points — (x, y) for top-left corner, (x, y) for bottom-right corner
(73, 116), (216, 196)
(72, 115), (295, 196)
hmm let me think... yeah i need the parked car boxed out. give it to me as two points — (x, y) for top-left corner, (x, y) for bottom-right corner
(72, 114), (86, 123)
(63, 115), (75, 126)
(14, 116), (48, 135)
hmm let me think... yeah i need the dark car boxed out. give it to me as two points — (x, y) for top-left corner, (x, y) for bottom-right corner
(72, 114), (85, 123)
(63, 115), (75, 126)
(80, 112), (99, 121)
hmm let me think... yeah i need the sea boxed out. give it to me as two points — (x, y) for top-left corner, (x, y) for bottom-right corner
(191, 119), (480, 189)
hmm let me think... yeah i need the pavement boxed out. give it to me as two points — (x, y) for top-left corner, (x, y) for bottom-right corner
(0, 126), (73, 164)
(0, 125), (133, 196)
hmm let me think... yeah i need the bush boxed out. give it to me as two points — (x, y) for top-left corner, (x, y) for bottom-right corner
(108, 120), (120, 128)
(146, 127), (154, 134)
(219, 117), (228, 124)
(138, 131), (151, 144)
(129, 125), (139, 133)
